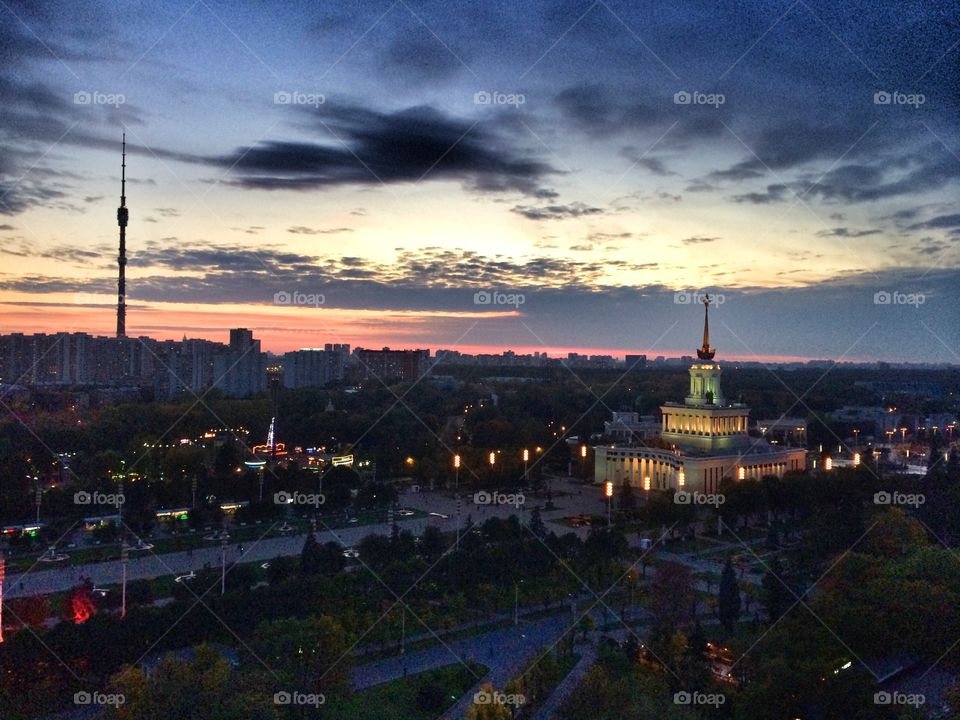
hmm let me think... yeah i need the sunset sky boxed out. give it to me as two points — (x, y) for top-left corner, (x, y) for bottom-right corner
(1, 0), (958, 362)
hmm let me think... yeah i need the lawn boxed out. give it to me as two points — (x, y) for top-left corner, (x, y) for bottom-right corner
(324, 662), (487, 720)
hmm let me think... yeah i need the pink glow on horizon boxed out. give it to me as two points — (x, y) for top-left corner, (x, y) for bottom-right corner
(0, 300), (861, 365)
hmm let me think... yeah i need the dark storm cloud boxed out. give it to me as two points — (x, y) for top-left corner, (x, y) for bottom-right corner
(816, 227), (882, 238)
(619, 146), (674, 176)
(731, 184), (789, 204)
(554, 84), (660, 137)
(382, 32), (465, 82)
(287, 226), (353, 235)
(802, 146), (960, 203)
(127, 241), (320, 274)
(510, 202), (604, 221)
(709, 123), (880, 184)
(212, 103), (557, 196)
(907, 214), (960, 231)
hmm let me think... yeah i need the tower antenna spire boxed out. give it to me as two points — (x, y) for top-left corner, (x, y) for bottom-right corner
(116, 133), (129, 337)
(696, 294), (715, 360)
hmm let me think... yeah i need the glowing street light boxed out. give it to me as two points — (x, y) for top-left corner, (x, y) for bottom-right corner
(678, 470), (685, 488)
(738, 466), (746, 481)
(853, 452), (861, 467)
(643, 476), (651, 492)
(453, 453), (461, 490)
(522, 448), (529, 483)
(489, 451), (496, 466)
(604, 481), (614, 526)
(825, 457), (833, 471)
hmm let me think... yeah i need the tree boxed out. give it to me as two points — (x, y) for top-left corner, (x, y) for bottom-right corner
(105, 644), (277, 720)
(646, 562), (695, 632)
(618, 482), (636, 514)
(420, 525), (446, 562)
(252, 615), (351, 693)
(7, 595), (50, 628)
(529, 506), (547, 537)
(718, 556), (742, 634)
(300, 532), (323, 574)
(762, 558), (790, 623)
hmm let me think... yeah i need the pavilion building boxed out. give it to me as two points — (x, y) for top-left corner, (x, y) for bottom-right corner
(593, 297), (806, 494)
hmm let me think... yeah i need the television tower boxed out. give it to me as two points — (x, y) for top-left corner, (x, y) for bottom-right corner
(116, 133), (129, 337)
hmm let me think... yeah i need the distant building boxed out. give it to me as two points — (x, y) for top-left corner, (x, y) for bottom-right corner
(603, 411), (660, 443)
(214, 328), (266, 397)
(355, 347), (429, 382)
(283, 345), (347, 388)
(624, 354), (647, 370)
(756, 418), (807, 446)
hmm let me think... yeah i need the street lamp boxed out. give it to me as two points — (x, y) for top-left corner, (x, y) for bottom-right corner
(738, 466), (745, 481)
(453, 453), (461, 490)
(678, 470), (685, 489)
(489, 451), (496, 467)
(220, 536), (228, 595)
(522, 448), (529, 484)
(853, 452), (861, 467)
(825, 457), (833, 471)
(121, 544), (129, 619)
(604, 481), (613, 526)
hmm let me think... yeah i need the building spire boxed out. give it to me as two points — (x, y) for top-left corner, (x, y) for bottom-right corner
(696, 294), (716, 360)
(116, 133), (128, 337)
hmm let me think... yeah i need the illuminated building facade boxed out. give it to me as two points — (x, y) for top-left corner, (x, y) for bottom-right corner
(594, 297), (806, 494)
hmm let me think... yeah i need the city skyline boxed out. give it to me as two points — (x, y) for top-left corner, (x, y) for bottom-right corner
(1, 1), (959, 362)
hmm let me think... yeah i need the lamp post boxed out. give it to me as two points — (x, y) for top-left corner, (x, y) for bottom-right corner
(604, 481), (613, 527)
(121, 544), (128, 619)
(220, 536), (227, 595)
(454, 453), (461, 491)
(522, 448), (529, 485)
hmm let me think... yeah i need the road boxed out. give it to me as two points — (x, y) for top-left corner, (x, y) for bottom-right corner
(5, 476), (598, 600)
(352, 613), (574, 691)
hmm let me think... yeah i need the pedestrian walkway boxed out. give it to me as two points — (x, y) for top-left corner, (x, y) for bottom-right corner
(530, 644), (598, 720)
